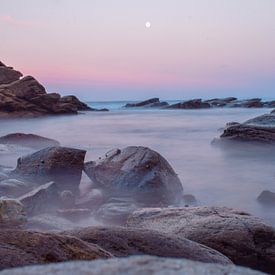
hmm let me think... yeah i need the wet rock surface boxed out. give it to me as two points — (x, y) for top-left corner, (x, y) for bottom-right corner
(12, 146), (86, 194)
(0, 229), (112, 270)
(0, 133), (60, 149)
(84, 146), (183, 205)
(64, 226), (232, 264)
(127, 206), (275, 274)
(0, 255), (265, 275)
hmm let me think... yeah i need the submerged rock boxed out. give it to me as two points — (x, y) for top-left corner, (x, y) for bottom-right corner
(0, 198), (26, 227)
(64, 226), (232, 264)
(127, 206), (275, 273)
(0, 133), (60, 149)
(12, 146), (86, 194)
(0, 255), (265, 275)
(257, 190), (275, 206)
(0, 229), (112, 270)
(84, 146), (183, 205)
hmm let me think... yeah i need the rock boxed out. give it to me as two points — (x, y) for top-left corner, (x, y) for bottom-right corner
(205, 97), (237, 107)
(0, 63), (22, 85)
(257, 190), (275, 206)
(0, 133), (60, 149)
(12, 147), (86, 194)
(0, 62), (95, 117)
(230, 98), (263, 108)
(95, 198), (139, 225)
(0, 229), (112, 270)
(167, 99), (211, 109)
(64, 226), (232, 264)
(0, 255), (265, 275)
(19, 182), (59, 216)
(0, 179), (32, 197)
(84, 146), (183, 205)
(182, 194), (197, 205)
(0, 198), (26, 227)
(59, 95), (92, 111)
(244, 114), (275, 127)
(124, 98), (160, 107)
(127, 206), (275, 273)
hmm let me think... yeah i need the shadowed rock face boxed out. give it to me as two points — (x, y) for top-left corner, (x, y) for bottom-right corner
(0, 63), (22, 85)
(84, 146), (183, 205)
(0, 133), (60, 149)
(0, 230), (112, 270)
(12, 147), (86, 194)
(0, 255), (265, 275)
(257, 190), (275, 206)
(127, 206), (275, 274)
(64, 226), (232, 264)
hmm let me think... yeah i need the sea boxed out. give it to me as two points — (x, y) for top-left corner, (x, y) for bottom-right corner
(1, 100), (275, 226)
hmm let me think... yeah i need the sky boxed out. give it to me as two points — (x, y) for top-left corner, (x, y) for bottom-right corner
(1, 0), (275, 101)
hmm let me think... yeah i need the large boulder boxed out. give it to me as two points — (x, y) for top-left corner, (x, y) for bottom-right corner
(84, 146), (183, 205)
(59, 95), (91, 111)
(230, 98), (263, 108)
(0, 133), (60, 149)
(0, 198), (26, 227)
(0, 230), (111, 270)
(205, 97), (237, 107)
(64, 226), (232, 264)
(12, 147), (86, 194)
(0, 255), (265, 275)
(167, 99), (211, 109)
(127, 206), (275, 274)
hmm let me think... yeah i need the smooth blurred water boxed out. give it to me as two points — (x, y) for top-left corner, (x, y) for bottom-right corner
(1, 106), (275, 225)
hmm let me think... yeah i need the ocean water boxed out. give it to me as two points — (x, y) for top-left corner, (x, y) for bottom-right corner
(1, 104), (275, 225)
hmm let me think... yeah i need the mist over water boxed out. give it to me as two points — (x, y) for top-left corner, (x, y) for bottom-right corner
(1, 105), (275, 226)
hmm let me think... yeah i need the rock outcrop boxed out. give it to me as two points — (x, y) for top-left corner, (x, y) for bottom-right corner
(84, 146), (183, 205)
(0, 255), (265, 275)
(0, 133), (60, 149)
(64, 226), (232, 264)
(0, 230), (111, 270)
(0, 61), (107, 117)
(127, 206), (275, 273)
(167, 99), (211, 109)
(12, 147), (86, 194)
(219, 113), (275, 144)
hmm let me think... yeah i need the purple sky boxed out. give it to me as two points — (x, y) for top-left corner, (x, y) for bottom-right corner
(1, 0), (275, 100)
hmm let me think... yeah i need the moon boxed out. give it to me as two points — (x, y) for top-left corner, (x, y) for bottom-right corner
(145, 21), (151, 28)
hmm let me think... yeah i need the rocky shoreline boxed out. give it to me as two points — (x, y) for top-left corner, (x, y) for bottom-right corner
(0, 127), (275, 274)
(1, 63), (275, 274)
(0, 61), (108, 118)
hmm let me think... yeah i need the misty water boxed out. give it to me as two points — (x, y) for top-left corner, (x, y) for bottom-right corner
(1, 105), (275, 226)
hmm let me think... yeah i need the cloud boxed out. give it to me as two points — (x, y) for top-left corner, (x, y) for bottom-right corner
(0, 15), (36, 28)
